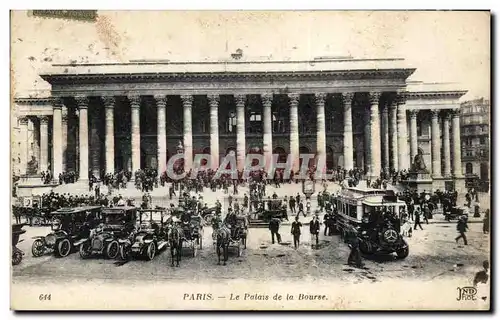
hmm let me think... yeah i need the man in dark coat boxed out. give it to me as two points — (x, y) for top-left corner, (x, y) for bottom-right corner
(297, 200), (305, 217)
(291, 216), (302, 249)
(323, 211), (332, 236)
(269, 217), (281, 244)
(289, 196), (296, 214)
(309, 214), (321, 248)
(414, 207), (424, 231)
(455, 216), (469, 245)
(347, 230), (363, 268)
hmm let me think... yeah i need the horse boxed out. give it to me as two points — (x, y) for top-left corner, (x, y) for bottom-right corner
(167, 224), (184, 267)
(214, 224), (231, 266)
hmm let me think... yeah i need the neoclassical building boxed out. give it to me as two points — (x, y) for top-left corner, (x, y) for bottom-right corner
(13, 57), (467, 191)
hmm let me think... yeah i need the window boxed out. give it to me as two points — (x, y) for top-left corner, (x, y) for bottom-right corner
(465, 151), (474, 157)
(480, 137), (486, 145)
(248, 112), (262, 134)
(465, 163), (473, 175)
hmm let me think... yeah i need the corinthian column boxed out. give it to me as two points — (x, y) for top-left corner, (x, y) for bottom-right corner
(342, 92), (354, 170)
(364, 106), (371, 173)
(442, 112), (452, 177)
(155, 95), (167, 175)
(369, 92), (382, 178)
(451, 109), (463, 178)
(75, 96), (89, 180)
(262, 93), (273, 167)
(61, 107), (68, 172)
(208, 94), (220, 170)
(181, 94), (193, 171)
(397, 94), (409, 170)
(409, 109), (419, 165)
(235, 94), (246, 171)
(315, 92), (327, 166)
(129, 95), (141, 174)
(52, 100), (63, 178)
(431, 110), (442, 178)
(39, 116), (49, 173)
(381, 103), (389, 173)
(18, 117), (29, 175)
(288, 93), (300, 172)
(103, 96), (115, 174)
(389, 101), (399, 172)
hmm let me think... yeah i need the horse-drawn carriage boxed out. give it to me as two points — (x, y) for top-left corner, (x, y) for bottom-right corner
(181, 215), (204, 257)
(213, 215), (248, 265)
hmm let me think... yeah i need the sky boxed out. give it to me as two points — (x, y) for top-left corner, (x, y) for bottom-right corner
(11, 10), (490, 101)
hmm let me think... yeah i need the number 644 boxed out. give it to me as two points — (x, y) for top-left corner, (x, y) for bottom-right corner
(39, 294), (51, 301)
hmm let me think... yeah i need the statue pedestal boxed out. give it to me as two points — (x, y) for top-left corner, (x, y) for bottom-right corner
(403, 171), (433, 194)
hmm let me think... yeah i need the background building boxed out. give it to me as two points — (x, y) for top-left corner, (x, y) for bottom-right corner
(460, 98), (490, 191)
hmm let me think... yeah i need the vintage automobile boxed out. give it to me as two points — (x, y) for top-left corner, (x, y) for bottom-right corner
(444, 205), (469, 221)
(76, 206), (137, 259)
(12, 223), (27, 265)
(331, 187), (409, 259)
(31, 206), (102, 258)
(254, 199), (288, 222)
(118, 208), (168, 261)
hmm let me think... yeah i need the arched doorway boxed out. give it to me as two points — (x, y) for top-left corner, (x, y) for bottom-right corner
(225, 147), (237, 170)
(480, 163), (489, 181)
(465, 163), (473, 175)
(248, 146), (263, 167)
(299, 146), (313, 169)
(326, 146), (334, 170)
(273, 147), (287, 164)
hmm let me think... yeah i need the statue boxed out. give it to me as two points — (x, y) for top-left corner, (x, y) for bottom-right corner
(411, 148), (428, 173)
(26, 155), (38, 175)
(176, 140), (184, 154)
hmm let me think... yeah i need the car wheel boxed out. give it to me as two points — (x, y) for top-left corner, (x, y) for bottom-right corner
(119, 244), (130, 261)
(57, 239), (71, 258)
(31, 239), (45, 257)
(105, 241), (119, 259)
(145, 242), (156, 261)
(79, 242), (92, 259)
(12, 251), (23, 266)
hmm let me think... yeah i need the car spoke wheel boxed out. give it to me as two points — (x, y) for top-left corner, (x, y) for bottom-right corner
(119, 244), (130, 261)
(146, 242), (156, 261)
(79, 243), (91, 259)
(57, 239), (71, 258)
(105, 241), (119, 259)
(12, 251), (23, 265)
(31, 239), (45, 257)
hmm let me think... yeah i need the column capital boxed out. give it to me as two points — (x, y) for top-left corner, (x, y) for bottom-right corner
(101, 96), (116, 108)
(315, 92), (327, 104)
(450, 108), (461, 117)
(234, 94), (246, 106)
(342, 92), (354, 105)
(408, 109), (419, 118)
(261, 93), (273, 107)
(443, 111), (452, 121)
(127, 95), (141, 107)
(369, 92), (382, 104)
(153, 94), (167, 107)
(181, 94), (194, 107)
(18, 116), (29, 125)
(430, 109), (440, 119)
(288, 93), (300, 106)
(396, 92), (407, 105)
(52, 98), (64, 109)
(39, 116), (50, 124)
(207, 94), (220, 107)
(74, 95), (89, 109)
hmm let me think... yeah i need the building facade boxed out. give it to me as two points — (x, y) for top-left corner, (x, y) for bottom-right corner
(13, 57), (467, 191)
(460, 98), (490, 190)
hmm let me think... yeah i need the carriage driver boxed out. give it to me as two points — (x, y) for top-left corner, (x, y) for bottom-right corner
(224, 208), (238, 239)
(181, 209), (193, 239)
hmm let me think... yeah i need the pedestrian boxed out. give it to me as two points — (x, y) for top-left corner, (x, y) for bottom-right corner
(297, 200), (305, 217)
(347, 228), (363, 268)
(309, 214), (320, 248)
(289, 196), (296, 214)
(291, 216), (302, 249)
(483, 209), (490, 234)
(455, 216), (469, 245)
(422, 203), (430, 224)
(323, 211), (332, 236)
(269, 217), (281, 244)
(306, 200), (311, 216)
(414, 207), (424, 230)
